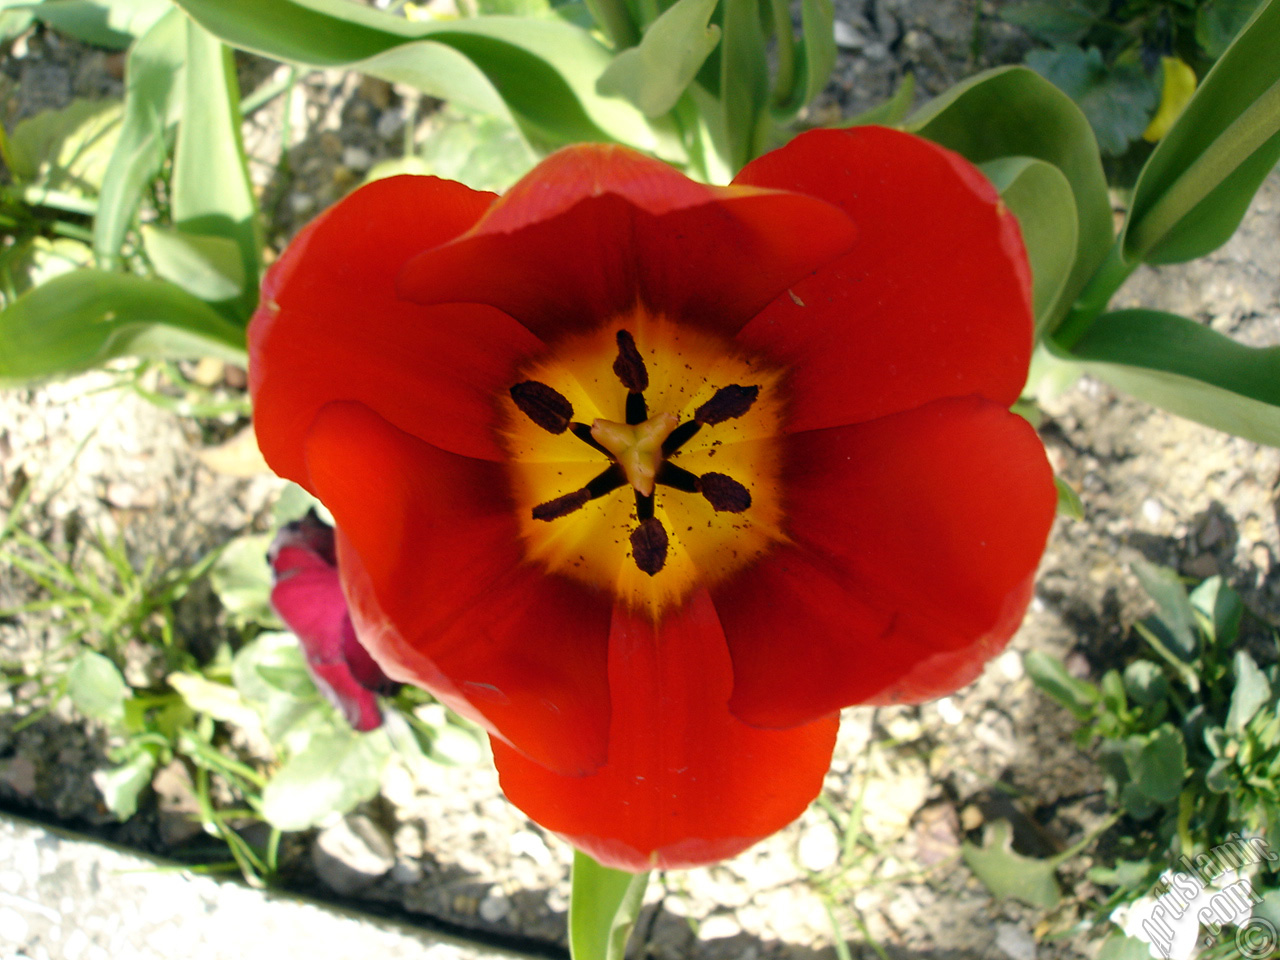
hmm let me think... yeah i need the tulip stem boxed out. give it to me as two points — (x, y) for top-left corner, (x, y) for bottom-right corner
(1049, 242), (1136, 351)
(569, 850), (651, 960)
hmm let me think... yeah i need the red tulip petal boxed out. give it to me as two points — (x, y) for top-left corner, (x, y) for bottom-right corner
(733, 126), (1033, 433)
(397, 143), (856, 340)
(717, 396), (1055, 728)
(250, 174), (543, 484)
(492, 590), (839, 871)
(305, 400), (614, 776)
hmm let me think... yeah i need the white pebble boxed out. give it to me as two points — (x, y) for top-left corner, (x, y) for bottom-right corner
(934, 697), (964, 725)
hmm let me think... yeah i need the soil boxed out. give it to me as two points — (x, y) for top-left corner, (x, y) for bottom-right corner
(2, 2), (1279, 959)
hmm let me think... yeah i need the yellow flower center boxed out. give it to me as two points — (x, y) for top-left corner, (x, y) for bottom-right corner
(499, 308), (788, 619)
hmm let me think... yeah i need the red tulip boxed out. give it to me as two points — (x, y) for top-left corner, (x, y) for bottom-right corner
(268, 510), (398, 732)
(249, 127), (1056, 870)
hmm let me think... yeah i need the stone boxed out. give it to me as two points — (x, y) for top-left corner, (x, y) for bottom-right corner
(0, 755), (37, 797)
(796, 821), (840, 873)
(312, 815), (396, 896)
(995, 922), (1037, 960)
(477, 889), (510, 924)
(698, 914), (741, 940)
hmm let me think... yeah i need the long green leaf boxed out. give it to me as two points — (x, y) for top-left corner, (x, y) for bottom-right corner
(1123, 0), (1280, 263)
(141, 224), (246, 302)
(980, 156), (1079, 332)
(569, 850), (650, 960)
(596, 0), (721, 119)
(772, 0), (834, 121)
(95, 7), (187, 268)
(171, 16), (261, 322)
(907, 66), (1112, 335)
(167, 0), (681, 159)
(1056, 308), (1280, 446)
(0, 270), (247, 384)
(718, 0), (769, 170)
(28, 0), (170, 49)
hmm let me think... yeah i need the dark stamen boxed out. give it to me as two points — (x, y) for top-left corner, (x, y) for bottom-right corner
(630, 517), (668, 575)
(635, 491), (655, 521)
(511, 381), (573, 434)
(585, 464), (626, 499)
(625, 391), (648, 426)
(697, 472), (751, 513)
(655, 462), (700, 493)
(612, 329), (649, 393)
(695, 384), (759, 425)
(533, 465), (625, 521)
(661, 420), (702, 456)
(570, 422), (612, 457)
(532, 489), (589, 521)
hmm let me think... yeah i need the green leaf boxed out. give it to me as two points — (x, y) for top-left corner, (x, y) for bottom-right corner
(1054, 475), (1085, 519)
(1, 8), (34, 42)
(772, 0), (835, 121)
(1118, 781), (1160, 819)
(94, 750), (157, 819)
(141, 225), (246, 303)
(1189, 575), (1244, 642)
(907, 66), (1112, 334)
(1101, 668), (1128, 715)
(408, 103), (537, 193)
(715, 0), (770, 171)
(256, 663), (318, 698)
(962, 820), (1062, 908)
(6, 97), (121, 194)
(1131, 560), (1199, 660)
(980, 156), (1079, 331)
(1026, 46), (1157, 157)
(1001, 0), (1105, 45)
(1059, 308), (1280, 447)
(841, 73), (915, 127)
(66, 650), (129, 725)
(1122, 723), (1187, 802)
(1123, 660), (1169, 706)
(420, 719), (485, 766)
(1253, 889), (1280, 926)
(1205, 755), (1234, 791)
(569, 850), (650, 960)
(477, 0), (552, 13)
(232, 632), (328, 748)
(1098, 932), (1162, 960)
(30, 0), (170, 49)
(0, 270), (247, 385)
(207, 533), (277, 630)
(1024, 649), (1100, 719)
(597, 0), (720, 118)
(342, 40), (518, 132)
(1227, 650), (1272, 734)
(167, 671), (263, 732)
(1197, 0), (1267, 60)
(167, 0), (681, 161)
(260, 727), (391, 831)
(95, 7), (187, 268)
(0, 236), (94, 306)
(171, 17), (261, 323)
(1123, 0), (1280, 263)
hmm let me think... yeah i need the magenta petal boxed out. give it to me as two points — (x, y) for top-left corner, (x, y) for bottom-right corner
(268, 512), (395, 731)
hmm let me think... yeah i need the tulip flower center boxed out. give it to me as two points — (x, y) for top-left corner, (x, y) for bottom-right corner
(499, 311), (788, 617)
(589, 411), (680, 498)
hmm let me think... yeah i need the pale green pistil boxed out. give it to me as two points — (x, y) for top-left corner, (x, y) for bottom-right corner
(590, 412), (680, 497)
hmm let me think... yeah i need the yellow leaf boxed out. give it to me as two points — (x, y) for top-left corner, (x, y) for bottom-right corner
(1143, 56), (1197, 142)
